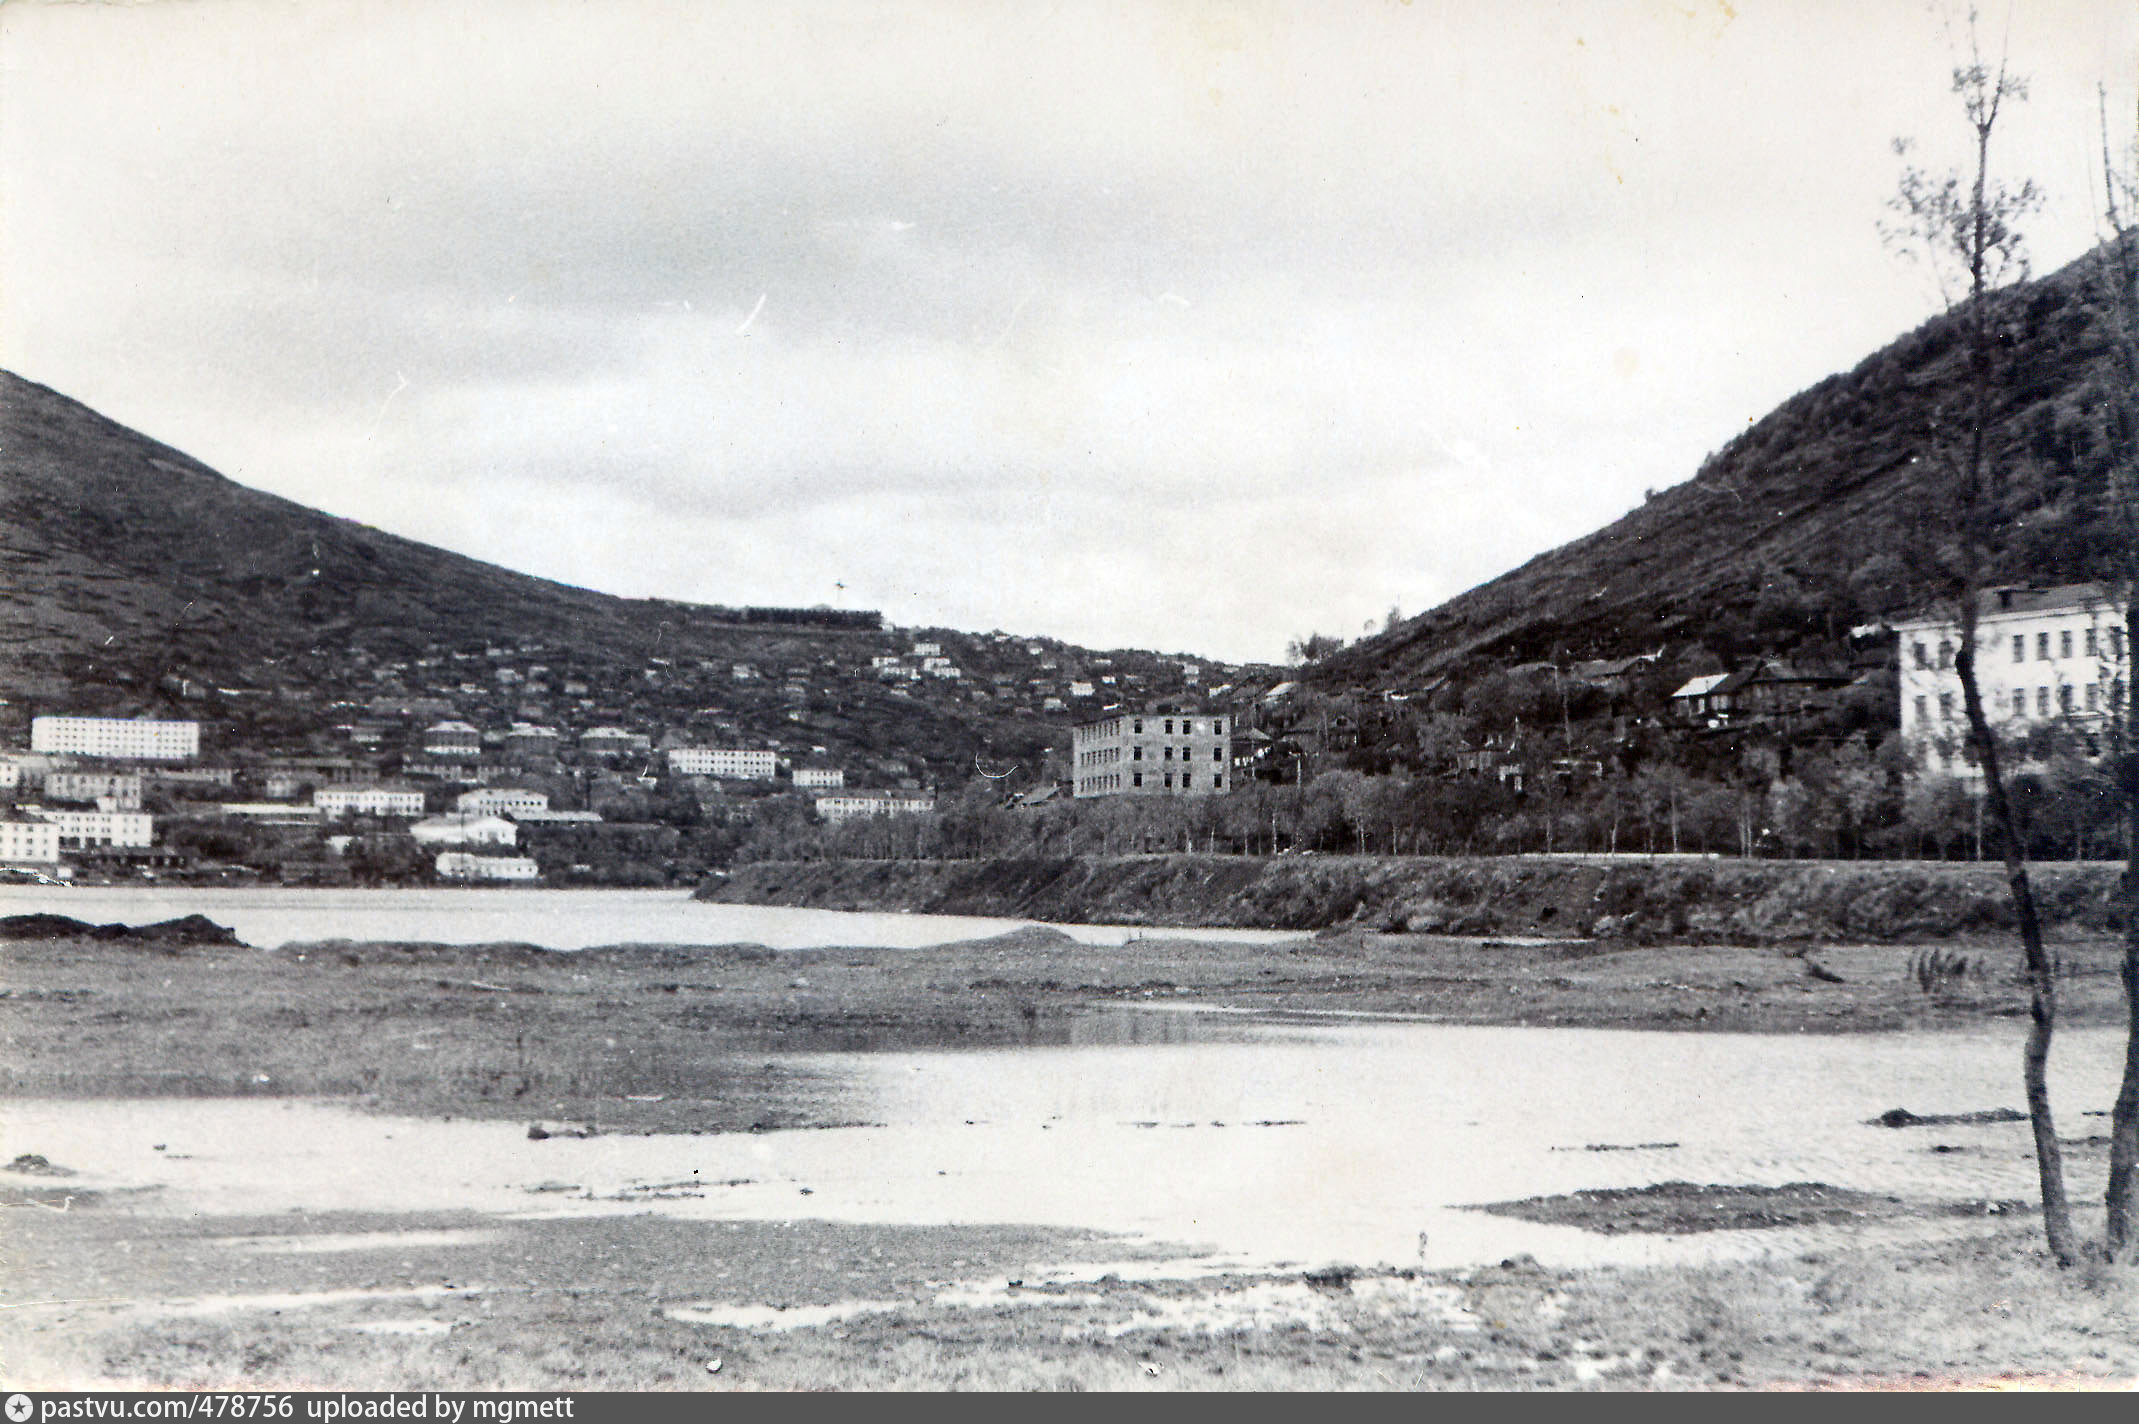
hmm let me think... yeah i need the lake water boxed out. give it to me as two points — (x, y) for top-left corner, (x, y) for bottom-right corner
(0, 885), (1305, 951)
(4, 1013), (2120, 1277)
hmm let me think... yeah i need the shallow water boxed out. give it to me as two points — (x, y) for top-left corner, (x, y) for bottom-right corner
(3, 1012), (2118, 1277)
(0, 885), (1303, 951)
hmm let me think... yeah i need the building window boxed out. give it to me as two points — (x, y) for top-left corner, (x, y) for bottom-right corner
(1938, 641), (1953, 670)
(1914, 642), (1929, 669)
(1939, 692), (1953, 721)
(2060, 684), (2074, 713)
(2012, 689), (2026, 718)
(1213, 747), (1223, 762)
(2013, 635), (2026, 663)
(2115, 630), (2127, 661)
(1213, 776), (1224, 791)
(2039, 686), (2051, 716)
(1163, 774), (1173, 789)
(2087, 628), (2099, 658)
(1132, 772), (1142, 787)
(2039, 632), (2051, 660)
(1181, 775), (1192, 789)
(2087, 683), (2100, 711)
(1133, 719), (1143, 734)
(1163, 746), (1173, 760)
(1164, 719), (1174, 734)
(1915, 695), (1928, 724)
(1132, 746), (1142, 761)
(2061, 630), (2074, 659)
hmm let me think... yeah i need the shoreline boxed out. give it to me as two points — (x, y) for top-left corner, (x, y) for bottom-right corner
(696, 853), (2132, 946)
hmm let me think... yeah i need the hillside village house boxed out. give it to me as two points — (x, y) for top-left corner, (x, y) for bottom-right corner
(814, 789), (937, 822)
(434, 851), (540, 881)
(42, 771), (143, 809)
(31, 715), (198, 761)
(314, 786), (426, 817)
(1892, 583), (2126, 777)
(410, 814), (518, 848)
(579, 726), (651, 758)
(0, 815), (63, 865)
(1072, 709), (1231, 798)
(29, 807), (154, 848)
(1669, 660), (1853, 730)
(420, 720), (482, 757)
(792, 765), (845, 789)
(455, 787), (550, 817)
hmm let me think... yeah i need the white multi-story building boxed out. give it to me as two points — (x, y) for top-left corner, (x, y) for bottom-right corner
(1893, 583), (2127, 776)
(814, 789), (937, 822)
(29, 807), (153, 847)
(793, 766), (845, 789)
(421, 720), (483, 756)
(667, 747), (778, 780)
(41, 771), (144, 810)
(455, 787), (550, 817)
(315, 786), (426, 817)
(411, 814), (519, 847)
(0, 759), (21, 791)
(1072, 708), (1232, 798)
(30, 716), (198, 761)
(434, 851), (541, 881)
(580, 727), (651, 757)
(0, 816), (61, 864)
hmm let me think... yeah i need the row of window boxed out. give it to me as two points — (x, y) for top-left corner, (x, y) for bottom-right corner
(1916, 677), (2128, 723)
(1911, 628), (2127, 671)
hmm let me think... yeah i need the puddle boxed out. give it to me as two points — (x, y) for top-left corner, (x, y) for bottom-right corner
(349, 1319), (458, 1337)
(666, 1300), (908, 1331)
(2, 1019), (2124, 1280)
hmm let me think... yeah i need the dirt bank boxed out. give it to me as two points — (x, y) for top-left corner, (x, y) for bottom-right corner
(698, 854), (2127, 944)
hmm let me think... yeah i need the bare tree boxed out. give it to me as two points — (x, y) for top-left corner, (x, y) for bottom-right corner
(1883, 12), (2076, 1265)
(2089, 85), (2139, 1261)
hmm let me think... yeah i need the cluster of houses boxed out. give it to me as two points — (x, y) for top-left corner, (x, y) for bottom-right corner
(0, 706), (946, 881)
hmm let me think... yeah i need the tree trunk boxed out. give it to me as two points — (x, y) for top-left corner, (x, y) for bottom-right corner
(2108, 600), (2139, 1258)
(1958, 626), (2080, 1266)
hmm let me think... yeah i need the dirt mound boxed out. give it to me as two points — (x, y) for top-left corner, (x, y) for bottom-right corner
(0, 913), (242, 946)
(1466, 1180), (2031, 1235)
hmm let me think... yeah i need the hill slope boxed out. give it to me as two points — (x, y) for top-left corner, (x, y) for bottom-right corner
(0, 370), (1226, 779)
(1313, 238), (2130, 691)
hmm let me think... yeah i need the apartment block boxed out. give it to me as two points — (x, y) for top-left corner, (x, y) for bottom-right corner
(814, 789), (936, 822)
(0, 816), (61, 864)
(1072, 708), (1231, 798)
(1893, 583), (2127, 776)
(667, 747), (778, 780)
(315, 786), (427, 817)
(31, 716), (199, 761)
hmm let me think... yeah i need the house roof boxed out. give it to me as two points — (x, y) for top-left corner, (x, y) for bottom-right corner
(1892, 582), (2113, 629)
(1669, 673), (1731, 699)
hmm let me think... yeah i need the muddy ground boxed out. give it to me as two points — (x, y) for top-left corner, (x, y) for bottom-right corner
(3, 922), (2137, 1390)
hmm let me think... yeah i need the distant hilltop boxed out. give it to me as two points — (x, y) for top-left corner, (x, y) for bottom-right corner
(1310, 235), (2134, 699)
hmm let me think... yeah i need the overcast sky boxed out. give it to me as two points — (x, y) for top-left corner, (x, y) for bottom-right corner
(4, 1), (2132, 665)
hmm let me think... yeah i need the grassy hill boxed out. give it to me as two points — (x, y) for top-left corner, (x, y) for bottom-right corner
(1311, 237), (2130, 693)
(0, 370), (1232, 781)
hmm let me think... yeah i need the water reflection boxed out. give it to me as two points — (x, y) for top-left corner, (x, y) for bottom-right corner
(5, 1015), (2119, 1276)
(0, 885), (1305, 951)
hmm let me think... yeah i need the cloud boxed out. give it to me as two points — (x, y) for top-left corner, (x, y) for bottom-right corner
(3, 0), (2133, 663)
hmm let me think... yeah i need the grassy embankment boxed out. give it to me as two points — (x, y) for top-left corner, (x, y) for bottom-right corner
(698, 853), (2127, 944)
